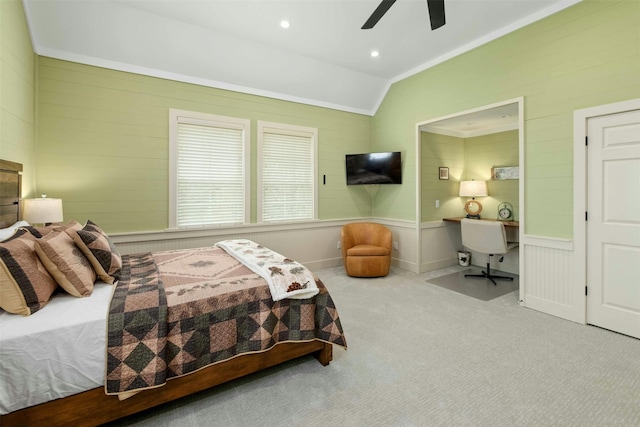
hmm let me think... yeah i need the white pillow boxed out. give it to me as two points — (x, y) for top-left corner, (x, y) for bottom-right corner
(0, 221), (30, 241)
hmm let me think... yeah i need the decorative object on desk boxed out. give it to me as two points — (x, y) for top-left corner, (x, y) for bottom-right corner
(22, 195), (63, 226)
(492, 166), (519, 180)
(459, 180), (487, 219)
(439, 167), (449, 180)
(497, 202), (513, 220)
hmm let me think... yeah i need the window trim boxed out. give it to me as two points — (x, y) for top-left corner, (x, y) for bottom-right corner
(257, 121), (318, 223)
(168, 109), (251, 229)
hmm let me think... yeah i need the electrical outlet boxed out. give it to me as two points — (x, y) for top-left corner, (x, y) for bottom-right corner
(337, 241), (341, 249)
(393, 241), (398, 250)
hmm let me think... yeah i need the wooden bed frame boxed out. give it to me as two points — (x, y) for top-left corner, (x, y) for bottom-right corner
(1, 341), (332, 427)
(0, 160), (335, 426)
(0, 159), (22, 227)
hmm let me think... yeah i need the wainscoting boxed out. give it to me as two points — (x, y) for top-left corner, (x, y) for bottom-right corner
(112, 219), (581, 324)
(110, 218), (416, 273)
(521, 235), (579, 322)
(421, 221), (581, 324)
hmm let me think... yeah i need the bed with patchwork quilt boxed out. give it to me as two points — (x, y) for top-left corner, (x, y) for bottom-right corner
(106, 245), (346, 399)
(0, 203), (346, 426)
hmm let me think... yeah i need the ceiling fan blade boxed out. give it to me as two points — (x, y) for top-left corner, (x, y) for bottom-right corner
(426, 0), (446, 30)
(361, 0), (397, 29)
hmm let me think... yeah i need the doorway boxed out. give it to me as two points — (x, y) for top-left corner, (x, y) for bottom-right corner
(415, 97), (524, 299)
(574, 99), (640, 339)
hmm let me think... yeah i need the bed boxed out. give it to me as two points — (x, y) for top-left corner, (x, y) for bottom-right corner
(0, 160), (346, 426)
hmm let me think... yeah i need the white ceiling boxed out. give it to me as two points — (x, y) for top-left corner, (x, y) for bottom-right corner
(23, 0), (580, 116)
(420, 102), (519, 137)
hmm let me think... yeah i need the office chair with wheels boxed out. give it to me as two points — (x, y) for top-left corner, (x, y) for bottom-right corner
(460, 218), (518, 286)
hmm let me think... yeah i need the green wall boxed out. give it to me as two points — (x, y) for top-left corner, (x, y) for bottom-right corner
(464, 130), (519, 221)
(36, 58), (373, 232)
(373, 0), (640, 238)
(421, 130), (519, 222)
(0, 0), (36, 196)
(420, 132), (464, 220)
(7, 0), (640, 239)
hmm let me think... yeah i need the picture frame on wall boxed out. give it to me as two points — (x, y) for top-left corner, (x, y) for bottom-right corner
(492, 166), (519, 180)
(439, 167), (449, 180)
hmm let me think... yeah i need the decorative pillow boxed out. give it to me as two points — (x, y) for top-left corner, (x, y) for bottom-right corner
(20, 224), (64, 238)
(35, 230), (96, 297)
(0, 229), (58, 315)
(0, 220), (30, 242)
(20, 220), (81, 239)
(73, 220), (122, 284)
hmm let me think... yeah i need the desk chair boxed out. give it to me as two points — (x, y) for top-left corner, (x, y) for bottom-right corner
(461, 218), (518, 286)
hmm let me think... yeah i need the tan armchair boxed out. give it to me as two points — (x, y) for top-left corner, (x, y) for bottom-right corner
(341, 222), (392, 277)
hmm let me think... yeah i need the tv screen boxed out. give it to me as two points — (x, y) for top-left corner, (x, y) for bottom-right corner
(345, 152), (402, 185)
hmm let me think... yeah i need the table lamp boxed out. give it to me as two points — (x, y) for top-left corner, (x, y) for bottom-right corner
(459, 180), (487, 218)
(22, 195), (63, 226)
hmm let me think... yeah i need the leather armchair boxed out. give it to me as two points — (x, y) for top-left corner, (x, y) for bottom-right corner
(341, 222), (392, 277)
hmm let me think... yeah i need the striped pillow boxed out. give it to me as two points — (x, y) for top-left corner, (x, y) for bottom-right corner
(73, 220), (122, 284)
(35, 230), (96, 297)
(0, 229), (58, 315)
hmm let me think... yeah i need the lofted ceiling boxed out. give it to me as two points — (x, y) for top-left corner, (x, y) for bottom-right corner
(23, 0), (580, 116)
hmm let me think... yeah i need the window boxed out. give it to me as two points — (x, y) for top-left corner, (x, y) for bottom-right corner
(258, 121), (317, 223)
(169, 109), (250, 228)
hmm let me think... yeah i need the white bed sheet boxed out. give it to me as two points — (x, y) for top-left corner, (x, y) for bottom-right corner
(0, 283), (113, 414)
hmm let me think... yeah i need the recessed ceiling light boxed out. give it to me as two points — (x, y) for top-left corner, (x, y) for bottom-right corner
(371, 50), (380, 58)
(280, 20), (290, 29)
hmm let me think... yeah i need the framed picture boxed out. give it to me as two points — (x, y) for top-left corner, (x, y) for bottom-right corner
(492, 166), (519, 180)
(439, 167), (449, 180)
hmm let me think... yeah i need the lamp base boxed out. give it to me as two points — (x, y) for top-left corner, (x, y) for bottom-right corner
(463, 199), (483, 218)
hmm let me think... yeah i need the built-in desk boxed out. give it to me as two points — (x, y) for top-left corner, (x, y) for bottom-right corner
(443, 217), (519, 228)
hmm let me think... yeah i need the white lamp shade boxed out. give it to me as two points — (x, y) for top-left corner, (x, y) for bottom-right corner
(22, 198), (64, 224)
(459, 180), (488, 197)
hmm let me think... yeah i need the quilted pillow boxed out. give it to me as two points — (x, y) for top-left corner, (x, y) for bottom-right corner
(0, 229), (58, 315)
(21, 220), (82, 238)
(73, 220), (121, 284)
(35, 230), (96, 297)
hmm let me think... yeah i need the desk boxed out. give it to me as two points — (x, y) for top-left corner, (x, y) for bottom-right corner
(443, 217), (519, 228)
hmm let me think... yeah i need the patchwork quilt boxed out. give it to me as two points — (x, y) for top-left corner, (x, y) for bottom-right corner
(105, 246), (346, 396)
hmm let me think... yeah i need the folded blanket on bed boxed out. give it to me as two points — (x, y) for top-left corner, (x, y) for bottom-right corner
(215, 239), (319, 301)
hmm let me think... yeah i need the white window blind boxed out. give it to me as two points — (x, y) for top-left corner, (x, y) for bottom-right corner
(258, 122), (317, 223)
(169, 110), (249, 228)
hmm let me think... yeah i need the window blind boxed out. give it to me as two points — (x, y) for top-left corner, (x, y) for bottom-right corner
(176, 121), (245, 227)
(260, 129), (315, 222)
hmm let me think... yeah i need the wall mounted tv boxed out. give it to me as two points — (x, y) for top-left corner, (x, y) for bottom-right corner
(345, 151), (402, 185)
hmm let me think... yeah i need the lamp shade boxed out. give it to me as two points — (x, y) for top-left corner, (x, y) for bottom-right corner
(459, 180), (488, 197)
(22, 198), (63, 224)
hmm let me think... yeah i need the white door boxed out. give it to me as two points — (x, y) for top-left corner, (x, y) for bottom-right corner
(586, 109), (640, 339)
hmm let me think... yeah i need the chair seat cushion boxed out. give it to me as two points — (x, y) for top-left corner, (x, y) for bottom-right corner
(346, 244), (390, 257)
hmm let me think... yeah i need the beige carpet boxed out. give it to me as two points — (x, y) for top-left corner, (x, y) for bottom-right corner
(104, 266), (640, 427)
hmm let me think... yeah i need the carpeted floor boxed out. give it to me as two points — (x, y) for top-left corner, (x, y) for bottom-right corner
(426, 269), (519, 301)
(104, 266), (640, 427)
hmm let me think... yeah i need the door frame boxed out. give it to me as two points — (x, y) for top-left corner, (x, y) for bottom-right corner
(414, 96), (524, 300)
(572, 98), (640, 324)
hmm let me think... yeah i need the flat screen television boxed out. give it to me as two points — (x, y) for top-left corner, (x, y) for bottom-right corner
(345, 151), (402, 185)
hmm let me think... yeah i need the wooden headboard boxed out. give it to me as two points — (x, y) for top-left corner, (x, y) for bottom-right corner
(0, 160), (22, 229)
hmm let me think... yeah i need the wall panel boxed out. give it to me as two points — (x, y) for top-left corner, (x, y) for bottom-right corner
(0, 0), (36, 195)
(36, 58), (372, 233)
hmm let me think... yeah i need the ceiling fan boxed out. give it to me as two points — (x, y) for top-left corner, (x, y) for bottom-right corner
(361, 0), (446, 30)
